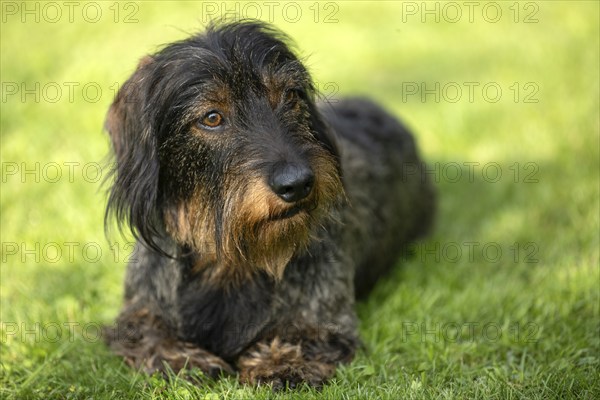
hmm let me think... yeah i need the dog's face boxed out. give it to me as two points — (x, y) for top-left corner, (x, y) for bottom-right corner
(105, 22), (343, 280)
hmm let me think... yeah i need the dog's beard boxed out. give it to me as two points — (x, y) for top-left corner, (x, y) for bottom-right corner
(164, 154), (342, 283)
(221, 176), (315, 279)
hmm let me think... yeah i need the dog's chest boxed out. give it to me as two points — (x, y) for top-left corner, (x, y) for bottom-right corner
(177, 271), (275, 359)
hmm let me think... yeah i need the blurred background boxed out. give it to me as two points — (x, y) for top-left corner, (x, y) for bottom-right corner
(1, 1), (598, 398)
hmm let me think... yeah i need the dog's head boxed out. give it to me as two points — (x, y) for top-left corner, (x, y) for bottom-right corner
(105, 21), (343, 280)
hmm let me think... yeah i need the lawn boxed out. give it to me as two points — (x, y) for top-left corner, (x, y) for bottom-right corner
(1, 1), (599, 399)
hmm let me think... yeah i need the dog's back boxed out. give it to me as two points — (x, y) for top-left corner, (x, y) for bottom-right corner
(320, 98), (436, 297)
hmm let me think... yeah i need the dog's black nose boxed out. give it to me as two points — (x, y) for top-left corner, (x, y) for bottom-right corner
(269, 164), (315, 203)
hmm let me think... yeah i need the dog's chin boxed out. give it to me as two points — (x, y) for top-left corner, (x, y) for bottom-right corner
(262, 207), (313, 251)
(269, 206), (306, 221)
(243, 208), (313, 277)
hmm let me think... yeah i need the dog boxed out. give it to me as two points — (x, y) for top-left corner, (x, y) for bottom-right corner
(103, 20), (435, 388)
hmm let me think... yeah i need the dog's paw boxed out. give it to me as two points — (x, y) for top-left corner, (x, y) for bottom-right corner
(104, 307), (234, 378)
(145, 341), (235, 379)
(237, 337), (335, 389)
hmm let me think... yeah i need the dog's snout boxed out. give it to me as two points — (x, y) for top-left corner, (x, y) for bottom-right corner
(269, 164), (315, 203)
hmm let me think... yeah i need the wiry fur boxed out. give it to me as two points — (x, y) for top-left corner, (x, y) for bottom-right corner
(103, 21), (435, 388)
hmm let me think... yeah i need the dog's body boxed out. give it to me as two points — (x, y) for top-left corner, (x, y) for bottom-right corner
(104, 21), (435, 388)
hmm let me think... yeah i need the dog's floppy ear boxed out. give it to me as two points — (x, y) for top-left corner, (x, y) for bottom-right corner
(105, 56), (164, 253)
(105, 56), (155, 156)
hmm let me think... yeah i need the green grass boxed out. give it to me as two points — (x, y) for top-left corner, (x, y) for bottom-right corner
(1, 1), (599, 399)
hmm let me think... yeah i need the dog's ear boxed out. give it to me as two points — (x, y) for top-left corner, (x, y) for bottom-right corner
(105, 56), (155, 156)
(105, 56), (164, 253)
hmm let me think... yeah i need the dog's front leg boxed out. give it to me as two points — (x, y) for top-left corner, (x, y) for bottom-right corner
(104, 303), (233, 378)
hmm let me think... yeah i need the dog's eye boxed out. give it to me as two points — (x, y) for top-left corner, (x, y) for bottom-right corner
(285, 89), (303, 104)
(200, 111), (224, 128)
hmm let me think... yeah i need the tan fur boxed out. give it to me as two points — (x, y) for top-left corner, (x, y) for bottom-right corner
(164, 193), (219, 265)
(237, 337), (335, 388)
(166, 152), (343, 286)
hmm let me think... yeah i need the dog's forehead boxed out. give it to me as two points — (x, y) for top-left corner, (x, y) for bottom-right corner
(149, 28), (313, 118)
(188, 29), (309, 86)
(188, 56), (309, 106)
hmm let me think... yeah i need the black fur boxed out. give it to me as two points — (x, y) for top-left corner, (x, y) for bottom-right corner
(104, 21), (435, 387)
